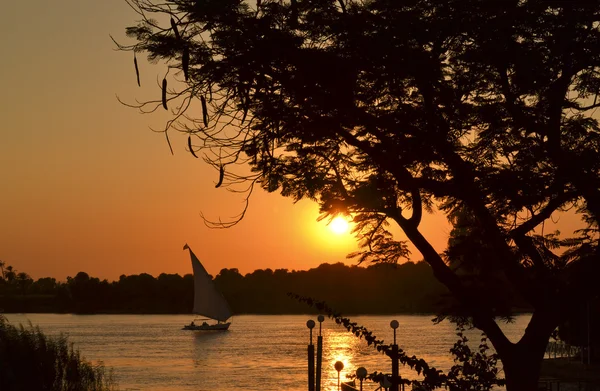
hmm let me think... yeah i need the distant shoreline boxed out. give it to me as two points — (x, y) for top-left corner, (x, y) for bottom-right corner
(2, 310), (533, 316)
(2, 310), (437, 315)
(1, 261), (531, 316)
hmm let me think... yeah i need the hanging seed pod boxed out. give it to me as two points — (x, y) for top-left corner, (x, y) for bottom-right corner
(187, 136), (198, 158)
(170, 17), (181, 40)
(182, 46), (190, 81)
(241, 105), (248, 124)
(162, 77), (168, 110)
(201, 95), (208, 127)
(134, 53), (141, 87)
(215, 165), (224, 188)
(338, 0), (346, 13)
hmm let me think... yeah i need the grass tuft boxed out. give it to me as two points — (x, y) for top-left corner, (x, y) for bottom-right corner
(0, 315), (117, 390)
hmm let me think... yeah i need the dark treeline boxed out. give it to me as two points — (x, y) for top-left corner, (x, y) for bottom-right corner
(0, 261), (464, 314)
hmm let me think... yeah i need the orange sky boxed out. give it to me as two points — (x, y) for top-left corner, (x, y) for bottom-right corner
(0, 1), (585, 281)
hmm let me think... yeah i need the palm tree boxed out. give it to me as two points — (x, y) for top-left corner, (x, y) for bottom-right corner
(4, 266), (16, 283)
(16, 272), (32, 293)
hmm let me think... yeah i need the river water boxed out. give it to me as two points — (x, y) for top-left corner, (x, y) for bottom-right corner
(3, 314), (531, 390)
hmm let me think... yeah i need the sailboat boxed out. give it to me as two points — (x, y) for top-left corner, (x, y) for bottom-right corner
(182, 244), (232, 331)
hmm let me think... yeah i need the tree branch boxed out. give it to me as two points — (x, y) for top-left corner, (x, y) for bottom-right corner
(509, 191), (572, 238)
(390, 209), (512, 354)
(415, 73), (541, 305)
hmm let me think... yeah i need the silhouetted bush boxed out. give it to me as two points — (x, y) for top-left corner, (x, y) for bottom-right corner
(0, 315), (117, 391)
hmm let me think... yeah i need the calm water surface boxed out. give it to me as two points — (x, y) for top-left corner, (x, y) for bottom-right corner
(4, 314), (531, 391)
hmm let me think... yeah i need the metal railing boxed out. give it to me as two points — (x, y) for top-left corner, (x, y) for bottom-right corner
(546, 341), (581, 359)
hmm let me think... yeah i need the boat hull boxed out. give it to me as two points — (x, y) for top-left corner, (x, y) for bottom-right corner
(182, 322), (231, 331)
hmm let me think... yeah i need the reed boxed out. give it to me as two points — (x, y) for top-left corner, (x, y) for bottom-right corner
(0, 315), (117, 390)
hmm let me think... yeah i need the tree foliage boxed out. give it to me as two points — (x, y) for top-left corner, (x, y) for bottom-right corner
(291, 294), (504, 390)
(0, 261), (450, 314)
(446, 325), (501, 391)
(117, 1), (600, 389)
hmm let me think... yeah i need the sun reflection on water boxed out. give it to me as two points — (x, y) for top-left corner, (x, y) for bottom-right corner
(321, 329), (366, 391)
(314, 318), (428, 391)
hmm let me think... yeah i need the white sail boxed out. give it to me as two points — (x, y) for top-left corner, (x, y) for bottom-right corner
(184, 244), (232, 322)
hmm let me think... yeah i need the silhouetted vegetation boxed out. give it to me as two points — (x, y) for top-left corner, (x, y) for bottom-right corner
(117, 1), (600, 389)
(0, 261), (456, 314)
(292, 295), (503, 391)
(0, 315), (117, 390)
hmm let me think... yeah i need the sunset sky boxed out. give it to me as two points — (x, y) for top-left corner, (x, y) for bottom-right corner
(0, 1), (583, 281)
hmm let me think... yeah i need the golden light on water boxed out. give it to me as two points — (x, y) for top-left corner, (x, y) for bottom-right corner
(323, 331), (360, 391)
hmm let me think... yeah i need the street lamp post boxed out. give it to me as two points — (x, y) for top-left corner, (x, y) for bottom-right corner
(334, 360), (344, 391)
(307, 320), (316, 391)
(390, 320), (399, 391)
(356, 367), (367, 391)
(316, 315), (324, 391)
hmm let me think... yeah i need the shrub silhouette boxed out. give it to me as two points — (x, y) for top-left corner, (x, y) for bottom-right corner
(0, 315), (117, 391)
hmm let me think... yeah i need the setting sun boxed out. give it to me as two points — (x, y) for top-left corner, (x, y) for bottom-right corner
(329, 216), (350, 235)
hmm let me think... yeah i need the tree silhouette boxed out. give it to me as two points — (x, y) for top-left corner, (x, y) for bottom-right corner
(15, 272), (32, 294)
(4, 266), (16, 283)
(117, 1), (600, 389)
(0, 260), (5, 282)
(1, 262), (447, 314)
